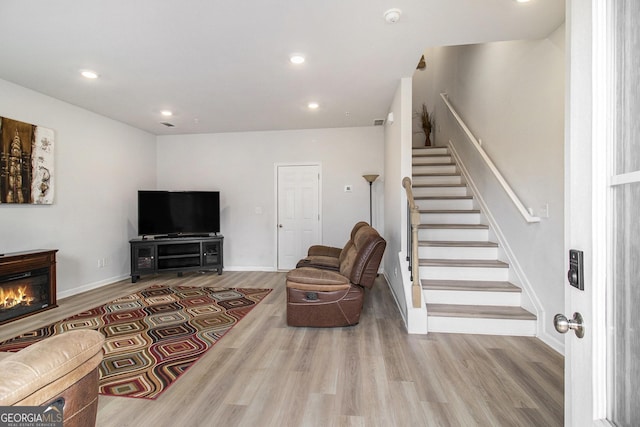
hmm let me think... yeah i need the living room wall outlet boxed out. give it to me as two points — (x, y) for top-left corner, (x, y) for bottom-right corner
(344, 185), (352, 192)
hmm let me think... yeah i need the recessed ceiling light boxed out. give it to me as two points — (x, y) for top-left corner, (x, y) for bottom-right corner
(161, 110), (173, 117)
(290, 55), (305, 64)
(80, 70), (99, 79)
(308, 102), (319, 109)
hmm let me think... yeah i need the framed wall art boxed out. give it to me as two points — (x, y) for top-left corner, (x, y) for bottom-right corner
(0, 116), (54, 205)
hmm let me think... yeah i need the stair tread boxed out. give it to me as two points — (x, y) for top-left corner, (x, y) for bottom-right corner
(426, 304), (536, 320)
(419, 240), (497, 247)
(412, 148), (536, 329)
(422, 279), (521, 292)
(414, 195), (473, 200)
(419, 259), (509, 268)
(412, 172), (460, 177)
(419, 209), (480, 214)
(413, 183), (466, 188)
(413, 162), (456, 166)
(419, 223), (488, 229)
(411, 148), (451, 157)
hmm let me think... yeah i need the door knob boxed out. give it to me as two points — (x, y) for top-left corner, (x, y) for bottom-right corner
(278, 224), (283, 228)
(554, 312), (585, 338)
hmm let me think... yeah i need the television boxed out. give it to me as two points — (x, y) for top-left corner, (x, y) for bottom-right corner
(137, 190), (220, 237)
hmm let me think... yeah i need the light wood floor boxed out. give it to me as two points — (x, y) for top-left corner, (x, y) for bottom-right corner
(0, 271), (564, 427)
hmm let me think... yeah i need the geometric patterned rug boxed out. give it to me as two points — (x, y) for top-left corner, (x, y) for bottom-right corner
(0, 285), (271, 399)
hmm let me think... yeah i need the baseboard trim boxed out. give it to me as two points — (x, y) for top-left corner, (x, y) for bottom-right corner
(56, 266), (278, 299)
(225, 266), (278, 272)
(537, 328), (565, 355)
(383, 270), (407, 329)
(57, 274), (129, 299)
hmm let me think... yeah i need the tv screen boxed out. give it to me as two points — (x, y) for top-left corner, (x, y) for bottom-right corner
(137, 191), (220, 236)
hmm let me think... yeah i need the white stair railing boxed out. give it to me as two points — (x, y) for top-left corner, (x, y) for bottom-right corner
(440, 93), (541, 223)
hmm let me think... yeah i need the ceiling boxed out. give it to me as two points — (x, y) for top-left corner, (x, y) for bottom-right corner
(0, 0), (565, 136)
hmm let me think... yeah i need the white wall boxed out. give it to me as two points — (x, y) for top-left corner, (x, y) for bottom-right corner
(414, 26), (565, 346)
(0, 79), (157, 296)
(412, 63), (438, 148)
(156, 127), (384, 270)
(383, 78), (414, 318)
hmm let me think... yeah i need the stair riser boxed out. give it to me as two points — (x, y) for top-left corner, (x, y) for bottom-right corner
(419, 228), (489, 241)
(426, 316), (537, 336)
(411, 146), (537, 338)
(412, 157), (452, 165)
(412, 187), (468, 197)
(415, 199), (474, 210)
(412, 165), (457, 175)
(419, 245), (498, 260)
(412, 175), (463, 185)
(420, 212), (482, 224)
(419, 265), (509, 281)
(413, 148), (448, 156)
(423, 290), (521, 306)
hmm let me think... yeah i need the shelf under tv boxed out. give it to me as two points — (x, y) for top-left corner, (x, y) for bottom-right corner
(129, 235), (223, 283)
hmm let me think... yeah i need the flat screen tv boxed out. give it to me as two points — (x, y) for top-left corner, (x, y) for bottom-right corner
(137, 190), (220, 237)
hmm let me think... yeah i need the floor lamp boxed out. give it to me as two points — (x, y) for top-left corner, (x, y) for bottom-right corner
(362, 174), (379, 225)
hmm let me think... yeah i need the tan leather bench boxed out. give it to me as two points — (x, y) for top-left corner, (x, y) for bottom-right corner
(0, 329), (105, 427)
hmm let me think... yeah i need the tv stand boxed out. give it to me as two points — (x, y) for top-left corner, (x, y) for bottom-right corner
(129, 235), (223, 283)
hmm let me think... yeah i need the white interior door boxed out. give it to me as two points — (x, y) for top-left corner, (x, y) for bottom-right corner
(563, 1), (639, 425)
(276, 164), (320, 270)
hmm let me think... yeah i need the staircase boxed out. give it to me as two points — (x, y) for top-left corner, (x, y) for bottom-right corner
(412, 146), (536, 336)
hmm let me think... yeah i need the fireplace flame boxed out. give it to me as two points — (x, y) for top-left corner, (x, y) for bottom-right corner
(0, 285), (35, 309)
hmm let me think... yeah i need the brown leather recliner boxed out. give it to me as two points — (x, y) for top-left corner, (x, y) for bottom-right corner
(0, 329), (105, 427)
(295, 221), (369, 271)
(286, 225), (386, 327)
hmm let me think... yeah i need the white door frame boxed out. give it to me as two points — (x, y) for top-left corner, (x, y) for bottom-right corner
(274, 162), (322, 270)
(564, 0), (606, 424)
(565, 1), (626, 425)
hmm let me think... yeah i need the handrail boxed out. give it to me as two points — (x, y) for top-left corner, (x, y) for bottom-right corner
(440, 93), (541, 223)
(402, 177), (422, 308)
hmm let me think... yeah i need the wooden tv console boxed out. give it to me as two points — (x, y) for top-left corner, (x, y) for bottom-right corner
(129, 235), (223, 283)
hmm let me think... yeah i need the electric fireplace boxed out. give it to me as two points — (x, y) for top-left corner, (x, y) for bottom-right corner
(0, 250), (57, 325)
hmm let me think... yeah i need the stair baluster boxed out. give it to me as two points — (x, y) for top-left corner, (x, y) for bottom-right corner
(402, 177), (422, 308)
